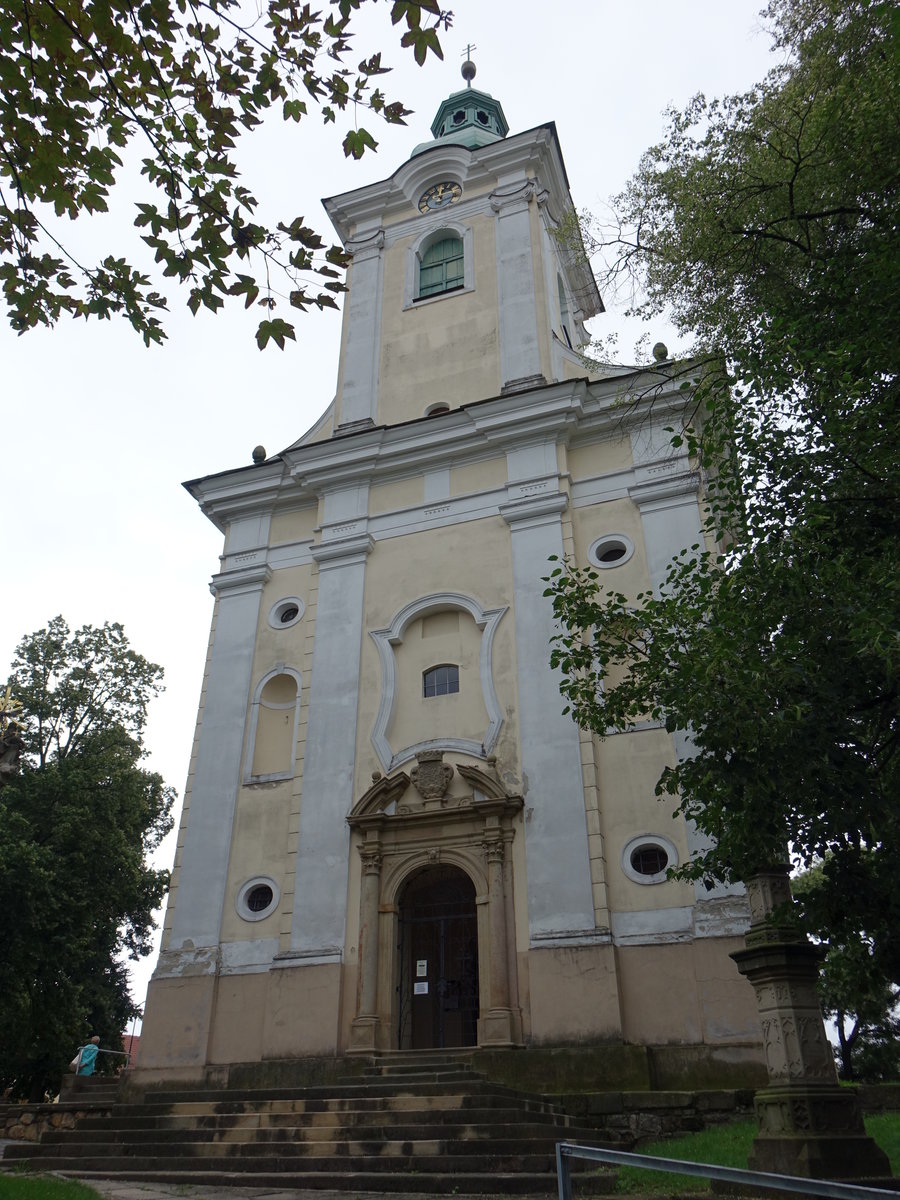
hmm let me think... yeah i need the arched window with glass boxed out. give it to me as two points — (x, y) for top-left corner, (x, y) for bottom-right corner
(423, 663), (460, 698)
(418, 237), (464, 298)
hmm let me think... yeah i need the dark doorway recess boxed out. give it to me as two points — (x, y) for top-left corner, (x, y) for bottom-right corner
(397, 865), (479, 1049)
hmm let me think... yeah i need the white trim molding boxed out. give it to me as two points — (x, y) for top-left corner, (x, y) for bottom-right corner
(370, 592), (507, 772)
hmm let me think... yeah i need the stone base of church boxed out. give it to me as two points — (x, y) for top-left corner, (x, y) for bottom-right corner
(136, 930), (766, 1095)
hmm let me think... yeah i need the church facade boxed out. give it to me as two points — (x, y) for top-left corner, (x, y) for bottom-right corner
(137, 80), (762, 1085)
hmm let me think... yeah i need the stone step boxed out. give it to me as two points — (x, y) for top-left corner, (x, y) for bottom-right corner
(30, 1167), (617, 1194)
(345, 1069), (481, 1084)
(148, 1079), (531, 1105)
(1, 1148), (592, 1173)
(75, 1102), (576, 1131)
(89, 1093), (567, 1120)
(39, 1120), (601, 1145)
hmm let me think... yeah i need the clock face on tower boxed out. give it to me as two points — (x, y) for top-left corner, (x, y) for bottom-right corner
(418, 181), (462, 213)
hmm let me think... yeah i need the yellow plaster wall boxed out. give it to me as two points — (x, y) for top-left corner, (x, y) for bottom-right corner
(525, 944), (623, 1044)
(595, 727), (692, 913)
(261, 963), (344, 1057)
(208, 972), (268, 1063)
(389, 611), (490, 750)
(375, 214), (502, 422)
(370, 474), (424, 515)
(450, 455), (507, 497)
(570, 497), (648, 577)
(219, 781), (293, 943)
(138, 975), (216, 1069)
(566, 437), (633, 483)
(616, 938), (760, 1045)
(269, 505), (317, 546)
(354, 516), (519, 797)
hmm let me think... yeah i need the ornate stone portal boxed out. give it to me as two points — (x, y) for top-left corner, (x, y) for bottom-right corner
(731, 866), (890, 1179)
(346, 753), (523, 1054)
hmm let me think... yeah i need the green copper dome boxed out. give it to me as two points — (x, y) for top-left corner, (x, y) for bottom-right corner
(411, 79), (509, 158)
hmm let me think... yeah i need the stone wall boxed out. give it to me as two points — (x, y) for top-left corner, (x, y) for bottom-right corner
(1, 1102), (111, 1142)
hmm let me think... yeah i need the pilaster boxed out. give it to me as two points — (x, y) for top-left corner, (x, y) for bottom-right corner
(169, 562), (271, 952)
(492, 181), (543, 388)
(337, 229), (385, 429)
(286, 530), (373, 962)
(501, 487), (595, 941)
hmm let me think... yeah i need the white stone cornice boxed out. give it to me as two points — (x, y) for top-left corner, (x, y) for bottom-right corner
(499, 491), (568, 528)
(628, 471), (701, 509)
(345, 229), (384, 259)
(185, 368), (706, 533)
(310, 532), (374, 568)
(209, 561), (271, 598)
(490, 179), (536, 215)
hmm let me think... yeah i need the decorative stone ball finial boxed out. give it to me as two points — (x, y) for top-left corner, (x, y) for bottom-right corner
(252, 445), (266, 464)
(652, 342), (669, 363)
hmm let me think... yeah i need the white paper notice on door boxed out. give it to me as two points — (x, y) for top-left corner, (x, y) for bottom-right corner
(413, 981), (428, 995)
(416, 960), (427, 977)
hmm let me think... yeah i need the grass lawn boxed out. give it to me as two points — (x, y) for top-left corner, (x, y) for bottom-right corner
(615, 1112), (899, 1193)
(0, 1178), (101, 1200)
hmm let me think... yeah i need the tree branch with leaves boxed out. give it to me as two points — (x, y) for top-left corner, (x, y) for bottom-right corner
(0, 0), (451, 347)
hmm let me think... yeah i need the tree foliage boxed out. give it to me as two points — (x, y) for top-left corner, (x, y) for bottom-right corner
(0, 0), (450, 346)
(794, 865), (900, 1082)
(0, 620), (173, 1100)
(546, 0), (899, 978)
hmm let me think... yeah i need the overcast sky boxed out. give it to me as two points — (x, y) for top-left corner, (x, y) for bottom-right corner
(2, 0), (781, 1021)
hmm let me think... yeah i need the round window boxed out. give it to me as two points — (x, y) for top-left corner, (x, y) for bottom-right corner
(236, 876), (280, 921)
(588, 534), (635, 570)
(246, 884), (274, 912)
(621, 835), (678, 885)
(268, 596), (304, 630)
(631, 845), (668, 876)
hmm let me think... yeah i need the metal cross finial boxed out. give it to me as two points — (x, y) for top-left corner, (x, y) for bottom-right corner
(460, 44), (477, 87)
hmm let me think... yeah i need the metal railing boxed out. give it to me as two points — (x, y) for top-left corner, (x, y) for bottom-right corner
(556, 1142), (898, 1200)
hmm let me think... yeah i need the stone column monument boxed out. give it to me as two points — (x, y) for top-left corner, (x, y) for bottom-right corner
(732, 866), (890, 1180)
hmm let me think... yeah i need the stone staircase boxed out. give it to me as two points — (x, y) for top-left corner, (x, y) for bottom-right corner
(3, 1052), (621, 1193)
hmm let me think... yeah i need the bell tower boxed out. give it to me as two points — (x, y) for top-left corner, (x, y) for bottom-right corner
(321, 61), (602, 434)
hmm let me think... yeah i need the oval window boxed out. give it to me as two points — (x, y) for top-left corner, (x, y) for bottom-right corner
(588, 534), (635, 570)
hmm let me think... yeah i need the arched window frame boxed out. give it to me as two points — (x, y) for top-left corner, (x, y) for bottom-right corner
(404, 220), (475, 309)
(243, 666), (302, 784)
(370, 592), (507, 771)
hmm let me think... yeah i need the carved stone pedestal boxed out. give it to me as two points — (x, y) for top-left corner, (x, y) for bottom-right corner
(732, 867), (891, 1180)
(348, 1015), (379, 1054)
(478, 1008), (520, 1047)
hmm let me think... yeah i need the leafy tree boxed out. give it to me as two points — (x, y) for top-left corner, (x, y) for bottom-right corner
(0, 0), (450, 347)
(0, 620), (173, 1100)
(794, 866), (900, 1082)
(546, 0), (898, 978)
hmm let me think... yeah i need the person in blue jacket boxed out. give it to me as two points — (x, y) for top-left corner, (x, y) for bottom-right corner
(73, 1035), (100, 1075)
